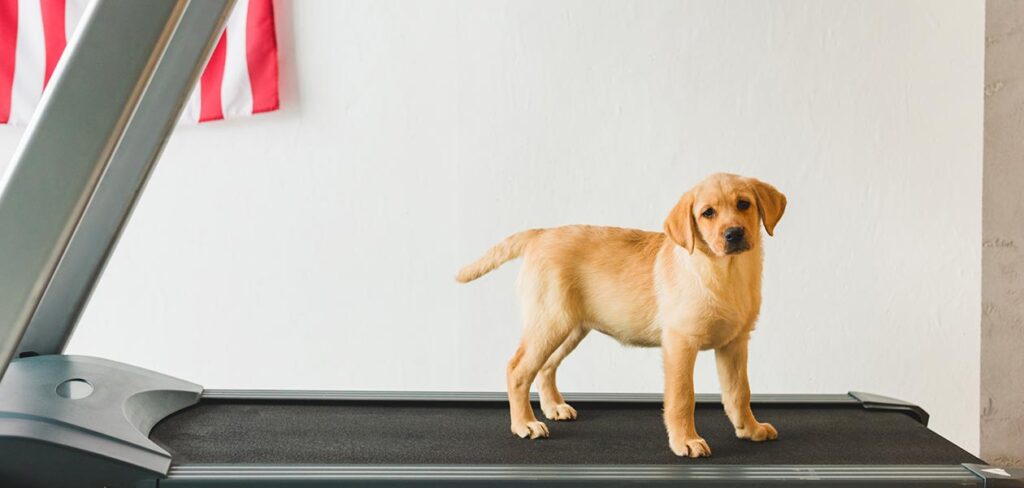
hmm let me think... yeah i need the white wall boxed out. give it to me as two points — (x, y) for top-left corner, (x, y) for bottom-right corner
(0, 1), (983, 453)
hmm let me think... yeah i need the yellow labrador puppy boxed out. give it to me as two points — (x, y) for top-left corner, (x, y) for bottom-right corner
(456, 173), (785, 458)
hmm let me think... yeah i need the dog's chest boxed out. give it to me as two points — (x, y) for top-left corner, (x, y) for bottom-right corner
(657, 259), (761, 350)
(691, 293), (759, 349)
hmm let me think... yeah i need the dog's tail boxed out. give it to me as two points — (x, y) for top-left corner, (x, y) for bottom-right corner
(456, 229), (544, 283)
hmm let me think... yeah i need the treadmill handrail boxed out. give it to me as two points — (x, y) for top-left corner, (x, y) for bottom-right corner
(0, 0), (190, 378)
(15, 0), (236, 358)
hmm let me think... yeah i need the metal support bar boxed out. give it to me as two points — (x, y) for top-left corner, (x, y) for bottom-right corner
(16, 0), (236, 357)
(0, 0), (189, 378)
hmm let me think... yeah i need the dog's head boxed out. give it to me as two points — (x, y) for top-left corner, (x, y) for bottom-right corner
(664, 173), (786, 257)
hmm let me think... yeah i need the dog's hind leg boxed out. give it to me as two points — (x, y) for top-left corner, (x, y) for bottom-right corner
(536, 326), (589, 421)
(507, 317), (574, 439)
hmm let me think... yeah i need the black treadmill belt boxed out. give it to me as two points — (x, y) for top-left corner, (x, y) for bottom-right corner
(150, 400), (982, 466)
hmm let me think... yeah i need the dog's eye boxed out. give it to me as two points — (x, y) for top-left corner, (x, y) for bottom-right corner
(701, 208), (715, 218)
(737, 199), (751, 210)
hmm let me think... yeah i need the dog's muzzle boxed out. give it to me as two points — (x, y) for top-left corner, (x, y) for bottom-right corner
(724, 227), (750, 254)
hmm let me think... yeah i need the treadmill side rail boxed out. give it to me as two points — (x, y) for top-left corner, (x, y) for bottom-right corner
(200, 388), (860, 404)
(155, 464), (991, 487)
(0, 355), (202, 487)
(850, 391), (931, 426)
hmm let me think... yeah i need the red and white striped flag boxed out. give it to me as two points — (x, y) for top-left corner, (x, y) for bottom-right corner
(0, 0), (279, 125)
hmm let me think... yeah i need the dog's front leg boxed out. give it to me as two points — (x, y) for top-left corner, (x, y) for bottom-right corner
(662, 327), (711, 458)
(715, 335), (778, 442)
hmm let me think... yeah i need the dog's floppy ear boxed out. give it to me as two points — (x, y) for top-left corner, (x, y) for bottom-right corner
(664, 191), (697, 254)
(749, 178), (786, 236)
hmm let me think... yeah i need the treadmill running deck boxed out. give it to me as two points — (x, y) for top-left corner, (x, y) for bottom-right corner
(150, 397), (982, 466)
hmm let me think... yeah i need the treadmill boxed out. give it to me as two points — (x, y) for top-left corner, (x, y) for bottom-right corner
(0, 1), (1020, 486)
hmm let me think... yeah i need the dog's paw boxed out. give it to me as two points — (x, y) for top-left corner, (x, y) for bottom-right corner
(736, 422), (778, 442)
(669, 436), (712, 458)
(511, 420), (550, 439)
(542, 403), (578, 421)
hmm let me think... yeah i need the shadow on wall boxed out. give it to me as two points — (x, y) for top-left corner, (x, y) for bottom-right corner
(274, 0), (300, 115)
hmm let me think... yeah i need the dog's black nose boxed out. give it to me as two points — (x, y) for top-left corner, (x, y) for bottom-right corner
(724, 227), (745, 243)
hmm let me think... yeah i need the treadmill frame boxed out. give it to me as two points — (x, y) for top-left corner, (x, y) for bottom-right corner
(155, 390), (1016, 487)
(161, 464), (1005, 487)
(0, 1), (1019, 487)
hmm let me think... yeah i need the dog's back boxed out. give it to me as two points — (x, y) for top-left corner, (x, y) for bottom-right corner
(459, 225), (664, 345)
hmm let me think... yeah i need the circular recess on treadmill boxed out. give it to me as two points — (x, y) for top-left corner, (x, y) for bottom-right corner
(56, 378), (94, 399)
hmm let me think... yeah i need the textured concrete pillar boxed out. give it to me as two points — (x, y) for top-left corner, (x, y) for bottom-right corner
(982, 0), (1024, 467)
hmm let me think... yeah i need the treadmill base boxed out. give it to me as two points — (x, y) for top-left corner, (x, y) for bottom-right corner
(0, 355), (202, 487)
